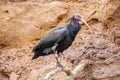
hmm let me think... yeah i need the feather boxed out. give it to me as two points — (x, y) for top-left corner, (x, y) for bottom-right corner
(32, 15), (81, 60)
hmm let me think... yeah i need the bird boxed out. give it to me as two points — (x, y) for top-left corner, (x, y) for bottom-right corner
(32, 13), (93, 67)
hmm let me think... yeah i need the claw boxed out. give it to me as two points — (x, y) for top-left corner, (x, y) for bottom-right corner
(56, 61), (65, 70)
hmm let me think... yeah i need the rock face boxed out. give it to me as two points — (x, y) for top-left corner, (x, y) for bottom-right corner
(0, 0), (120, 80)
(0, 0), (119, 47)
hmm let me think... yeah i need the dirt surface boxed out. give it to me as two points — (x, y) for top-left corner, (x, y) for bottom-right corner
(0, 0), (120, 80)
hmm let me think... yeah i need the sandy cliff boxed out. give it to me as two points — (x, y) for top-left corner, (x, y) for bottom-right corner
(0, 0), (120, 80)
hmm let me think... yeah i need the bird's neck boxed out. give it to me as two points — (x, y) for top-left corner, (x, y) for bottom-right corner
(68, 19), (81, 38)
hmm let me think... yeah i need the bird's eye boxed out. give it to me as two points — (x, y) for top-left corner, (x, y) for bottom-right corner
(77, 16), (81, 19)
(75, 15), (81, 21)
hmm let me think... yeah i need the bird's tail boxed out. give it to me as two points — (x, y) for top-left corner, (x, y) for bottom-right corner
(32, 46), (43, 60)
(32, 46), (53, 60)
(32, 51), (40, 60)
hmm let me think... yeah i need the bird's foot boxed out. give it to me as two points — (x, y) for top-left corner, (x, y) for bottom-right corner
(56, 62), (65, 70)
(58, 52), (64, 57)
(59, 52), (64, 55)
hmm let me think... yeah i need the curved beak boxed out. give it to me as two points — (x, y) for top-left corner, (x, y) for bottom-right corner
(80, 17), (93, 34)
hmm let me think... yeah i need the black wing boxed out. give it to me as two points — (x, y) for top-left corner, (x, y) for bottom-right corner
(32, 26), (69, 59)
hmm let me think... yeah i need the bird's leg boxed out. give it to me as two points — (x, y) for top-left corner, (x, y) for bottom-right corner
(52, 44), (64, 69)
(55, 51), (64, 69)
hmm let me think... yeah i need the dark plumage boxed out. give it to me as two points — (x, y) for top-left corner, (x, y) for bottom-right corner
(32, 14), (92, 60)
